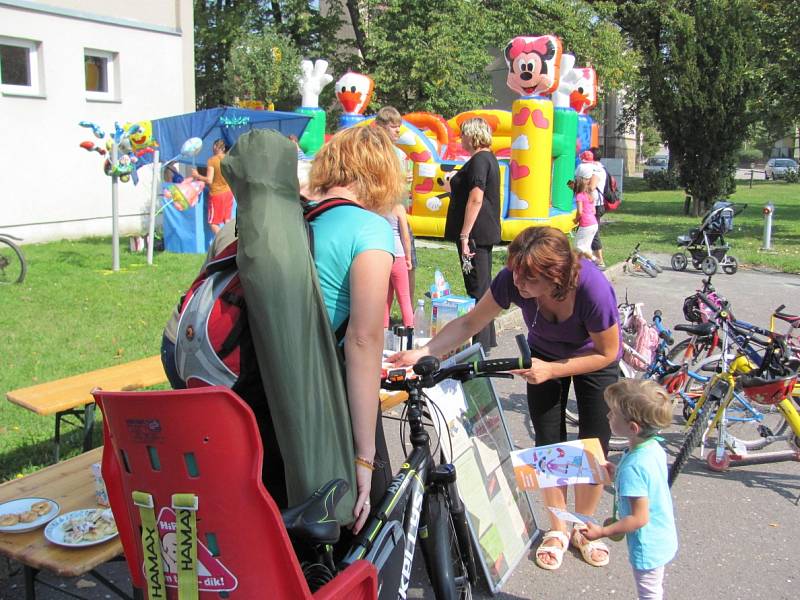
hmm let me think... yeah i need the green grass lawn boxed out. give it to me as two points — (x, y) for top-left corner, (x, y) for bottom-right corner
(1, 179), (798, 480)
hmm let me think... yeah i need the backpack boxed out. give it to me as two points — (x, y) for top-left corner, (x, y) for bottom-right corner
(602, 170), (622, 211)
(174, 197), (362, 388)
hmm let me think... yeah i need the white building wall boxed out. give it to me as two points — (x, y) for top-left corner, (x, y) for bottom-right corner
(0, 2), (192, 243)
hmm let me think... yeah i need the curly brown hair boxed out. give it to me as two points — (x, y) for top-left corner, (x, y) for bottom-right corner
(309, 126), (404, 215)
(506, 227), (581, 301)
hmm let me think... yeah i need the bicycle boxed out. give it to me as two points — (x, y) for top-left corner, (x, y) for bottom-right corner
(668, 294), (800, 486)
(294, 335), (532, 599)
(622, 242), (662, 278)
(0, 232), (26, 284)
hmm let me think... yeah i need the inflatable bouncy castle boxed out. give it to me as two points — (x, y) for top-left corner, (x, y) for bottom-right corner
(296, 35), (602, 239)
(349, 35), (599, 239)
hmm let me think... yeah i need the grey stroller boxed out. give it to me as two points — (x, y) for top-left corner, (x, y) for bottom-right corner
(671, 201), (746, 275)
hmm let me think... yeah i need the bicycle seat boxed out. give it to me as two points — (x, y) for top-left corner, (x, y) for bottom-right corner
(282, 478), (348, 546)
(674, 322), (715, 337)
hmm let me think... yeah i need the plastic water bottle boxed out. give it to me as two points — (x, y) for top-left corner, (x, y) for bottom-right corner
(413, 299), (429, 338)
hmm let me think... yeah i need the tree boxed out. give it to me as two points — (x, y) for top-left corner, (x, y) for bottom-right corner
(352, 0), (496, 115)
(225, 30), (302, 110)
(753, 1), (800, 153)
(195, 1), (349, 110)
(195, 1), (258, 108)
(617, 0), (762, 214)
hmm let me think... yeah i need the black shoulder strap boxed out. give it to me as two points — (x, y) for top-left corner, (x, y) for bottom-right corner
(302, 197), (365, 344)
(303, 197), (364, 222)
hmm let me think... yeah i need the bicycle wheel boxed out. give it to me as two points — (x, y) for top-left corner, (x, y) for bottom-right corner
(722, 394), (791, 451)
(419, 489), (472, 600)
(638, 258), (658, 278)
(669, 406), (708, 487)
(667, 337), (717, 367)
(0, 236), (26, 284)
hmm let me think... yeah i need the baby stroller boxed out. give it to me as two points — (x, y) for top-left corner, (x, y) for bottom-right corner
(671, 200), (746, 276)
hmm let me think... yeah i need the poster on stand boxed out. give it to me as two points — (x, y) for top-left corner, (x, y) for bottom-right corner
(425, 344), (538, 594)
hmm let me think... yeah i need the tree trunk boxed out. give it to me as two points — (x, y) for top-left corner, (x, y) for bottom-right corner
(345, 0), (368, 58)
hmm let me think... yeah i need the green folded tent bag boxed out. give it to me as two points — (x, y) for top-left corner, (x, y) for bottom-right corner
(221, 130), (356, 524)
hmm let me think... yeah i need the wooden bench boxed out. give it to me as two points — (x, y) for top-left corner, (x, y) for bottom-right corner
(6, 355), (167, 460)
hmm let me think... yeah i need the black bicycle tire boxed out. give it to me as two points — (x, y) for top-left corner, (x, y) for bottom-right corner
(0, 236), (27, 284)
(565, 408), (579, 426)
(666, 337), (717, 369)
(669, 408), (707, 487)
(447, 483), (478, 586)
(419, 490), (471, 600)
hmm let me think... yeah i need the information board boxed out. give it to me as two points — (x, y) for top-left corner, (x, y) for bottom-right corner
(425, 344), (539, 594)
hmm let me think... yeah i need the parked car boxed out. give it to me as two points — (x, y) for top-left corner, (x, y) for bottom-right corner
(765, 157), (798, 180)
(643, 155), (669, 179)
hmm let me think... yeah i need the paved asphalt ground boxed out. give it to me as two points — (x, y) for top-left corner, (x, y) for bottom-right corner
(2, 257), (798, 599)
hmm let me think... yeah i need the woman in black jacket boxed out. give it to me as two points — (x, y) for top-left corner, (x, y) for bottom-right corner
(444, 117), (502, 350)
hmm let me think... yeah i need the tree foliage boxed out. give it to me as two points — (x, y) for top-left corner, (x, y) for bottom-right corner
(195, 1), (349, 109)
(616, 0), (762, 214)
(225, 30), (302, 110)
(354, 0), (495, 115)
(753, 1), (800, 141)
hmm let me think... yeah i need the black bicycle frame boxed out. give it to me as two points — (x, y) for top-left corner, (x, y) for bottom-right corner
(342, 392), (439, 599)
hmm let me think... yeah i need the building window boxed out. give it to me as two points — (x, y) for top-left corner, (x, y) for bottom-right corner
(84, 49), (118, 101)
(0, 37), (42, 96)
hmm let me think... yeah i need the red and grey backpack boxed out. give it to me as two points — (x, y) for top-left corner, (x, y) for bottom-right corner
(174, 197), (362, 388)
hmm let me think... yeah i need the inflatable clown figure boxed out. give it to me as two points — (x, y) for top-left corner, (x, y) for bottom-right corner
(335, 71), (374, 129)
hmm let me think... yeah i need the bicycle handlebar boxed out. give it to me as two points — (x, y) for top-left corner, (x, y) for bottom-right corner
(652, 310), (674, 345)
(381, 334), (532, 391)
(772, 304), (800, 328)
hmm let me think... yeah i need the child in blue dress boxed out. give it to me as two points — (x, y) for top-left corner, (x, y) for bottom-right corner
(579, 379), (678, 600)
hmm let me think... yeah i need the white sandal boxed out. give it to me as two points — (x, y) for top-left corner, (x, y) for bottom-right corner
(571, 529), (610, 567)
(534, 530), (569, 570)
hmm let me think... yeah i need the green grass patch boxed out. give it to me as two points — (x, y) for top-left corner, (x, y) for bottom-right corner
(2, 180), (798, 480)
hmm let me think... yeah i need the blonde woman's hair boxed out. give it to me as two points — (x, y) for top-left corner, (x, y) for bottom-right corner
(460, 117), (493, 150)
(375, 106), (402, 127)
(604, 379), (673, 433)
(309, 126), (404, 214)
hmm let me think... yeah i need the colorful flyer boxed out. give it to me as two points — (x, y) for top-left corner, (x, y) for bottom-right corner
(510, 438), (611, 491)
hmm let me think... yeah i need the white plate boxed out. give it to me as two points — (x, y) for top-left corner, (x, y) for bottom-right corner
(0, 497), (60, 533)
(44, 508), (118, 548)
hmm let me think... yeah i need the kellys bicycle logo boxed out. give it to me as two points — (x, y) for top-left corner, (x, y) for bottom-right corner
(397, 476), (424, 599)
(142, 506), (238, 593)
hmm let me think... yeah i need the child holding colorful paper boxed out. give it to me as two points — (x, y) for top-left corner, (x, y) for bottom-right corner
(579, 379), (677, 600)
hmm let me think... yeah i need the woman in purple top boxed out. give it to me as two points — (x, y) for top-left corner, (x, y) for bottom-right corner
(388, 226), (620, 571)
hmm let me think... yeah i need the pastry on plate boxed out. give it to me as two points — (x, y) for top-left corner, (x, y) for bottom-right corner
(31, 501), (52, 516)
(18, 510), (38, 523)
(0, 513), (20, 527)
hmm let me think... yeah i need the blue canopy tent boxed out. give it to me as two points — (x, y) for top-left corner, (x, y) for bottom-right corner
(151, 107), (310, 167)
(151, 108), (310, 253)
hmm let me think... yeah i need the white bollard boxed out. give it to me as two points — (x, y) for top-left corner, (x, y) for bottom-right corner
(761, 203), (775, 251)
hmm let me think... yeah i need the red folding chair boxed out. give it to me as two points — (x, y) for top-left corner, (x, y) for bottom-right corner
(95, 386), (376, 600)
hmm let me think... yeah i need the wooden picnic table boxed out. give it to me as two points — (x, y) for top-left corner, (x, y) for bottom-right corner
(0, 448), (133, 599)
(6, 355), (167, 460)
